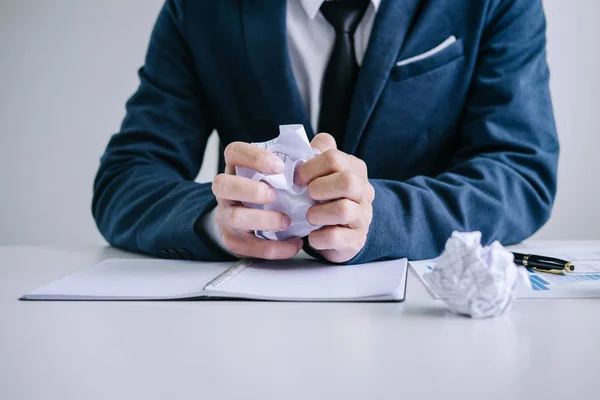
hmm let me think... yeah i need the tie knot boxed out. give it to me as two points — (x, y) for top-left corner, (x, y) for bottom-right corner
(320, 0), (370, 34)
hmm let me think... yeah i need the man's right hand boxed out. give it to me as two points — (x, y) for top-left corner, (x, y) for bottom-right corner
(211, 142), (304, 259)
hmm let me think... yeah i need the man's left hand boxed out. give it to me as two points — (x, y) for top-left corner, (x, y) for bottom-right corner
(295, 133), (375, 263)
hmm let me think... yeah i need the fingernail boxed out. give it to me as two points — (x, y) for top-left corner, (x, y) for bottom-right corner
(269, 157), (285, 174)
(281, 214), (291, 230)
(297, 240), (304, 251)
(311, 147), (322, 155)
(267, 186), (278, 202)
(294, 169), (302, 185)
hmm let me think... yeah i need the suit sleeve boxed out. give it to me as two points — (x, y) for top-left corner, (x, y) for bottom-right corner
(348, 0), (559, 264)
(92, 0), (233, 261)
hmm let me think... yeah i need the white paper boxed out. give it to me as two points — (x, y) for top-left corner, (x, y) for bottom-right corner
(235, 124), (321, 241)
(21, 259), (232, 300)
(215, 258), (409, 301)
(420, 231), (528, 319)
(412, 251), (600, 300)
(21, 258), (409, 302)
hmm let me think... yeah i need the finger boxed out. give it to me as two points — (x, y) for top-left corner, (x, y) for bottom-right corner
(212, 174), (277, 204)
(319, 249), (358, 264)
(308, 172), (371, 202)
(308, 226), (364, 252)
(222, 230), (303, 260)
(216, 196), (234, 207)
(310, 133), (337, 153)
(220, 206), (292, 232)
(295, 149), (348, 185)
(306, 199), (365, 228)
(296, 149), (367, 186)
(224, 141), (285, 174)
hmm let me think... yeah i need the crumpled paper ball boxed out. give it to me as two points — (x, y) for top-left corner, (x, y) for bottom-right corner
(423, 231), (530, 319)
(235, 124), (322, 241)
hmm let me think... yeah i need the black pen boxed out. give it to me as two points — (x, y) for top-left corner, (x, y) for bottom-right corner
(512, 252), (575, 275)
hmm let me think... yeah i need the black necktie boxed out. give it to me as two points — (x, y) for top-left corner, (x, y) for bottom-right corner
(318, 0), (370, 145)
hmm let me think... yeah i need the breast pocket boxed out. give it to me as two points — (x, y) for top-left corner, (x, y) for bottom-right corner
(391, 37), (465, 82)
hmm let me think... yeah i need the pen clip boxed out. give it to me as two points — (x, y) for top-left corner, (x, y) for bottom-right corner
(531, 267), (567, 276)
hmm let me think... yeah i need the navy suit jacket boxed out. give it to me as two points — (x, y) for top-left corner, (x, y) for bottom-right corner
(93, 0), (559, 263)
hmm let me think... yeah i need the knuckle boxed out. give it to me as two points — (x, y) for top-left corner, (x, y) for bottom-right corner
(228, 207), (245, 228)
(212, 174), (228, 197)
(314, 132), (336, 148)
(356, 157), (368, 176)
(326, 228), (342, 247)
(308, 231), (324, 249)
(339, 172), (356, 193)
(367, 184), (375, 202)
(324, 149), (345, 172)
(335, 200), (354, 221)
(261, 244), (279, 260)
(224, 141), (243, 162)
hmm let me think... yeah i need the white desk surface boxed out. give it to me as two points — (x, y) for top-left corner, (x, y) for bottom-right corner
(1, 242), (599, 400)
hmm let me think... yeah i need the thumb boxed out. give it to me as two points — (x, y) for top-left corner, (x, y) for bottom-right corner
(310, 132), (337, 154)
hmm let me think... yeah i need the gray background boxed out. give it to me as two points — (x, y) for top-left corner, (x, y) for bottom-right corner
(0, 0), (598, 246)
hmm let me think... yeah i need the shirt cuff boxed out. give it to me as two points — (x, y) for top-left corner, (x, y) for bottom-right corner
(201, 207), (233, 256)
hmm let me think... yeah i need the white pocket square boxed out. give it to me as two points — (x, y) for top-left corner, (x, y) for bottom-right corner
(396, 35), (457, 67)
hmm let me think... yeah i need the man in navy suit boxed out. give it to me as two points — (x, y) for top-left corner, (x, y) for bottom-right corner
(93, 0), (559, 264)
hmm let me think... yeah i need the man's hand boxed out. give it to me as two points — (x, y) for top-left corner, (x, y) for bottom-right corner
(295, 133), (375, 263)
(212, 142), (304, 259)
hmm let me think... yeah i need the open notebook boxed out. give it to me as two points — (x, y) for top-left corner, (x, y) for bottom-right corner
(21, 258), (409, 302)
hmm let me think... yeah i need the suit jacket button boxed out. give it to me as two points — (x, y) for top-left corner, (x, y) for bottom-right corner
(168, 249), (182, 260)
(178, 248), (192, 260)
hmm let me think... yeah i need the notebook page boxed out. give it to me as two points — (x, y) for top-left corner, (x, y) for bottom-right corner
(22, 259), (232, 300)
(212, 258), (408, 301)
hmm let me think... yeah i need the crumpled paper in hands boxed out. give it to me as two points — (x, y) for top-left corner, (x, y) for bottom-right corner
(423, 231), (530, 319)
(235, 124), (321, 241)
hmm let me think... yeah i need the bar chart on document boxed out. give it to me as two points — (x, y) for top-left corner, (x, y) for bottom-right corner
(523, 260), (600, 297)
(410, 259), (600, 299)
(513, 245), (600, 298)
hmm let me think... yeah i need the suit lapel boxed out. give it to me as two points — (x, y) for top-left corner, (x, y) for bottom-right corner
(343, 0), (422, 154)
(241, 0), (314, 138)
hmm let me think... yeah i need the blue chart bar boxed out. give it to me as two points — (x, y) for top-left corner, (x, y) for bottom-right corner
(531, 275), (549, 285)
(529, 279), (541, 290)
(528, 272), (600, 291)
(529, 275), (549, 291)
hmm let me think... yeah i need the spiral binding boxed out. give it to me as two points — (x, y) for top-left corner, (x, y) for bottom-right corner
(203, 259), (254, 290)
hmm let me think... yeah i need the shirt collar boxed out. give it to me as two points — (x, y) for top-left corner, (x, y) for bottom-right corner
(299, 0), (380, 20)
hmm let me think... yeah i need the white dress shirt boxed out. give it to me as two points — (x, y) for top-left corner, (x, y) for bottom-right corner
(203, 0), (380, 252)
